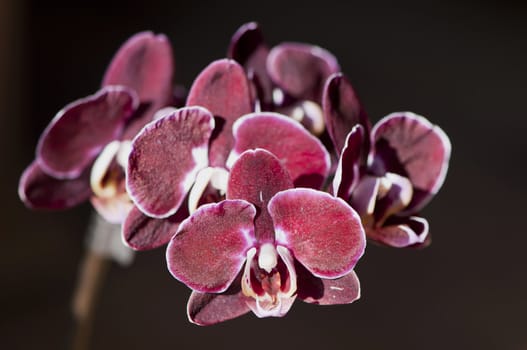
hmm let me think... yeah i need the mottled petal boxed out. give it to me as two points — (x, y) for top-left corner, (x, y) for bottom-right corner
(267, 43), (339, 101)
(187, 288), (251, 326)
(370, 112), (451, 212)
(227, 22), (273, 107)
(126, 107), (214, 218)
(227, 149), (293, 243)
(333, 125), (365, 200)
(367, 216), (429, 248)
(187, 59), (253, 167)
(102, 32), (174, 139)
(230, 113), (330, 189)
(18, 161), (91, 210)
(37, 87), (138, 179)
(298, 265), (361, 305)
(322, 73), (370, 154)
(122, 205), (188, 251)
(269, 188), (366, 278)
(166, 200), (256, 293)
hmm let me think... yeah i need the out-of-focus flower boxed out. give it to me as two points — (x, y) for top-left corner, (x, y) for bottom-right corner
(19, 31), (174, 224)
(166, 149), (365, 325)
(228, 22), (340, 135)
(325, 74), (451, 247)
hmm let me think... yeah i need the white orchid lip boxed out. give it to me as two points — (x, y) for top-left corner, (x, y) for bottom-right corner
(90, 140), (122, 198)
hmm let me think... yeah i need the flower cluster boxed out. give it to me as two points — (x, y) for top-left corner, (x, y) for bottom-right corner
(19, 22), (451, 325)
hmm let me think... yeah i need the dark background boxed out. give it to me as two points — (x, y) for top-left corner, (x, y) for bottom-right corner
(2, 0), (526, 349)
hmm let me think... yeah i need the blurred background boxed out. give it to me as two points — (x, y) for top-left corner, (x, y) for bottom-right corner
(2, 0), (526, 349)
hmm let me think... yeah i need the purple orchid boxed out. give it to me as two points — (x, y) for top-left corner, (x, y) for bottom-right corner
(123, 58), (332, 250)
(228, 22), (340, 135)
(165, 149), (365, 325)
(18, 31), (174, 224)
(122, 58), (254, 250)
(325, 73), (451, 247)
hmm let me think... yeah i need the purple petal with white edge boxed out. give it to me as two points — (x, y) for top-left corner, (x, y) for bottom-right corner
(227, 22), (273, 108)
(322, 73), (370, 155)
(187, 288), (251, 326)
(267, 42), (339, 101)
(269, 188), (366, 279)
(350, 175), (380, 217)
(122, 205), (188, 251)
(187, 59), (253, 167)
(19, 161), (91, 210)
(333, 125), (365, 200)
(297, 263), (361, 305)
(227, 149), (293, 243)
(370, 112), (451, 213)
(127, 107), (214, 218)
(230, 113), (330, 189)
(102, 32), (174, 139)
(367, 216), (429, 248)
(37, 87), (138, 179)
(166, 200), (256, 293)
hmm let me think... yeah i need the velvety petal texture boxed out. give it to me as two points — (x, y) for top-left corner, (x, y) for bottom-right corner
(298, 267), (361, 305)
(102, 31), (174, 139)
(127, 107), (214, 218)
(267, 43), (339, 101)
(227, 149), (293, 243)
(186, 59), (254, 167)
(269, 188), (366, 278)
(166, 200), (256, 293)
(322, 73), (370, 155)
(230, 113), (330, 188)
(19, 161), (92, 210)
(122, 205), (188, 251)
(187, 289), (251, 326)
(370, 112), (451, 212)
(37, 86), (138, 179)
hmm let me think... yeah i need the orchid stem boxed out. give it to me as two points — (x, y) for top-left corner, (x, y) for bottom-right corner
(71, 246), (110, 350)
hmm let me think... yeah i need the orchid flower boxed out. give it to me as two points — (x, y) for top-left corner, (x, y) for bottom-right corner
(122, 58), (254, 250)
(166, 149), (365, 325)
(18, 31), (174, 224)
(228, 22), (340, 135)
(325, 73), (451, 247)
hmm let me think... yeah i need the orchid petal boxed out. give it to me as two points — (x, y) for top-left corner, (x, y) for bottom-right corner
(322, 73), (370, 154)
(187, 289), (251, 326)
(267, 42), (339, 101)
(367, 216), (429, 248)
(18, 161), (91, 210)
(37, 87), (138, 179)
(230, 113), (330, 189)
(166, 200), (256, 293)
(102, 32), (174, 139)
(227, 149), (293, 243)
(228, 22), (273, 107)
(90, 192), (132, 224)
(350, 175), (380, 217)
(333, 125), (365, 200)
(122, 205), (188, 251)
(269, 188), (366, 279)
(370, 112), (451, 213)
(126, 107), (214, 218)
(187, 59), (253, 167)
(298, 267), (361, 305)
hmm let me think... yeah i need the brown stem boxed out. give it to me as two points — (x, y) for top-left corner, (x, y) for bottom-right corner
(71, 249), (110, 350)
